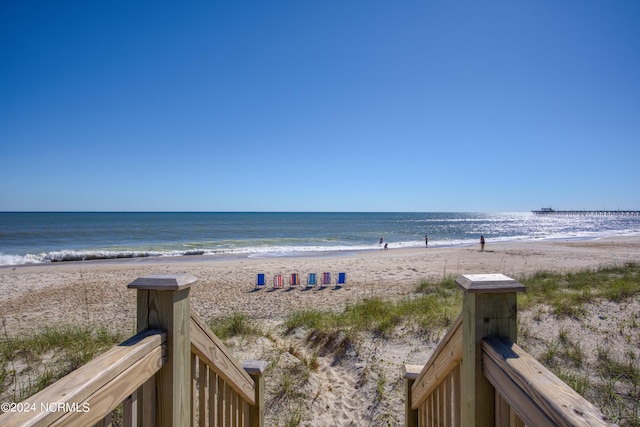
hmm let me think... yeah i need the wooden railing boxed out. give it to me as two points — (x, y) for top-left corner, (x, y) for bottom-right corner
(404, 273), (616, 427)
(0, 274), (267, 427)
(0, 328), (165, 426)
(190, 308), (267, 426)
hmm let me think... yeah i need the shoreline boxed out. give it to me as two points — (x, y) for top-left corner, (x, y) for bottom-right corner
(1, 236), (640, 335)
(3, 230), (640, 268)
(3, 233), (639, 270)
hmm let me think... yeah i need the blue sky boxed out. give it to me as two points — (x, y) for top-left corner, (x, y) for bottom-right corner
(1, 1), (639, 212)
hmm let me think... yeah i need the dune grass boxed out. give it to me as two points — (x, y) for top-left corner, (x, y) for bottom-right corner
(207, 311), (262, 340)
(519, 262), (640, 318)
(284, 275), (461, 339)
(0, 322), (124, 402)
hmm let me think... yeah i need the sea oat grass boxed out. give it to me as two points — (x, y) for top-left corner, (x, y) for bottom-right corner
(0, 324), (124, 401)
(284, 287), (460, 340)
(519, 263), (640, 317)
(208, 311), (262, 340)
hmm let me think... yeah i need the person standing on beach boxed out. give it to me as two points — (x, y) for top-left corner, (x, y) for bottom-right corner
(425, 235), (428, 247)
(480, 235), (485, 251)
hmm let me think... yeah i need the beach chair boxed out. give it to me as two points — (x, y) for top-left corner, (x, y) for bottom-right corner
(273, 274), (284, 289)
(321, 272), (331, 287)
(289, 273), (300, 289)
(336, 272), (346, 287)
(256, 273), (266, 289)
(306, 273), (317, 289)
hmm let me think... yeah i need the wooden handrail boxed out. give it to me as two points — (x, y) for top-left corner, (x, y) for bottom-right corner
(411, 313), (463, 409)
(483, 337), (615, 427)
(1, 274), (267, 427)
(190, 308), (256, 405)
(0, 329), (165, 427)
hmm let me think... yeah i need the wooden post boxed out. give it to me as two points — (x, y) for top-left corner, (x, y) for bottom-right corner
(456, 274), (525, 427)
(243, 360), (269, 427)
(403, 364), (422, 427)
(128, 274), (197, 427)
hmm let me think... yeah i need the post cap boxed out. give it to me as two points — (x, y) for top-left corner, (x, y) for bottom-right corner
(127, 274), (197, 291)
(243, 360), (269, 375)
(403, 364), (424, 380)
(456, 274), (525, 294)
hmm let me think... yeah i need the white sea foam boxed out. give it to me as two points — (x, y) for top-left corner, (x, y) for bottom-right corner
(1, 212), (638, 266)
(0, 253), (44, 266)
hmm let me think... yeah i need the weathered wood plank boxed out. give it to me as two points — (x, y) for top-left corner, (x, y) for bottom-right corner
(0, 330), (164, 427)
(411, 313), (463, 409)
(51, 346), (164, 426)
(190, 309), (255, 405)
(483, 337), (615, 427)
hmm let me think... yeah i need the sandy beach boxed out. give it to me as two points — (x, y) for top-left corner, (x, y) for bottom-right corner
(2, 236), (640, 425)
(2, 237), (640, 333)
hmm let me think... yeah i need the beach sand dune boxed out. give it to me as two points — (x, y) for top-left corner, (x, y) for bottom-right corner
(1, 237), (639, 425)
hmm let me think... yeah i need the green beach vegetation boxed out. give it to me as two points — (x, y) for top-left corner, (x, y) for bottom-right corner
(0, 323), (124, 403)
(1, 263), (639, 425)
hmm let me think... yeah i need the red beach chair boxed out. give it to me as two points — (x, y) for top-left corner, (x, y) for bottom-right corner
(289, 273), (300, 289)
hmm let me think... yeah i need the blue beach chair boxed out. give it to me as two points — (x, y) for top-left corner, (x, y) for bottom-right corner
(336, 272), (346, 287)
(256, 273), (266, 289)
(306, 273), (317, 289)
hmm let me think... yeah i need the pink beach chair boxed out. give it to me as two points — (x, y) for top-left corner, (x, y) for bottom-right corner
(321, 272), (331, 287)
(273, 274), (283, 289)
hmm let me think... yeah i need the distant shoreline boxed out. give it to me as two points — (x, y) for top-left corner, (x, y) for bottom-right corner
(3, 233), (640, 270)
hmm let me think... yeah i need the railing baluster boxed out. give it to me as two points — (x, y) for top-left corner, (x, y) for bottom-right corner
(209, 370), (218, 427)
(495, 392), (509, 427)
(443, 372), (450, 427)
(192, 353), (198, 427)
(141, 375), (156, 427)
(123, 392), (137, 427)
(199, 358), (208, 427)
(217, 375), (225, 426)
(452, 363), (461, 427)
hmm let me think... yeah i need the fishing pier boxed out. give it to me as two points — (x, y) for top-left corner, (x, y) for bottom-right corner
(532, 208), (640, 217)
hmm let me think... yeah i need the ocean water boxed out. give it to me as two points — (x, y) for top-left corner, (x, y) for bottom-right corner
(1, 212), (639, 266)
